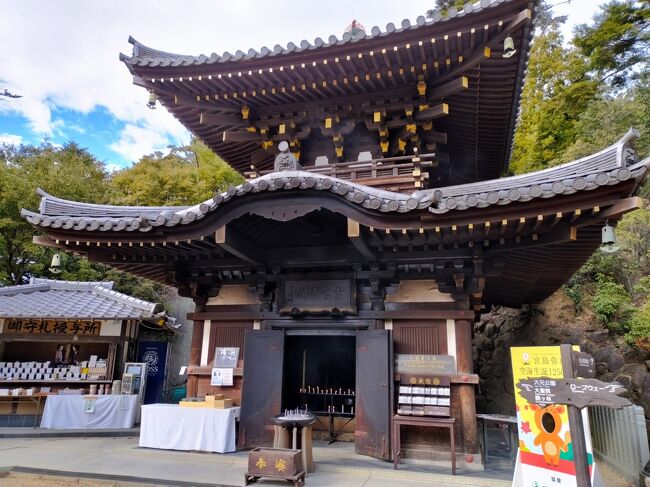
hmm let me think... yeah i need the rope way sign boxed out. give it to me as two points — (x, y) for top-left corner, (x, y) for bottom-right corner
(516, 378), (631, 410)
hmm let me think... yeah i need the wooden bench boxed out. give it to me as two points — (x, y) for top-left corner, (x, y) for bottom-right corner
(392, 414), (456, 475)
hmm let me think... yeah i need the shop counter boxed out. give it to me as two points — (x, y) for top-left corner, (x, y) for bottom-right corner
(139, 404), (240, 453)
(40, 394), (138, 429)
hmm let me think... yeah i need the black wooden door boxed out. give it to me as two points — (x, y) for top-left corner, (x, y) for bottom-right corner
(239, 330), (284, 449)
(355, 329), (391, 459)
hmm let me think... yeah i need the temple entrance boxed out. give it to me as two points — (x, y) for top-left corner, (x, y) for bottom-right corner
(240, 327), (391, 460)
(283, 334), (356, 443)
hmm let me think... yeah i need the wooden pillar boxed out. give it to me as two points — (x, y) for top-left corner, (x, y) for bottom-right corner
(187, 319), (204, 397)
(455, 318), (478, 454)
(187, 294), (208, 398)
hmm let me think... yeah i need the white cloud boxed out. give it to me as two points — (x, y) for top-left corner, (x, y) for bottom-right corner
(0, 133), (23, 146)
(105, 163), (123, 173)
(109, 122), (189, 164)
(0, 0), (609, 163)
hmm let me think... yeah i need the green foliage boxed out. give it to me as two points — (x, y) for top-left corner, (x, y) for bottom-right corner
(591, 275), (631, 329)
(573, 0), (649, 88)
(616, 206), (650, 282)
(0, 142), (111, 285)
(563, 283), (585, 312)
(511, 0), (650, 175)
(510, 15), (599, 173)
(560, 87), (650, 163)
(625, 301), (650, 350)
(110, 139), (243, 206)
(0, 137), (243, 306)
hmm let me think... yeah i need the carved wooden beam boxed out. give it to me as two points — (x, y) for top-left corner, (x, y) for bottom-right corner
(214, 226), (264, 265)
(579, 197), (642, 225)
(427, 76), (469, 102)
(200, 112), (244, 126)
(347, 219), (376, 261)
(222, 130), (264, 143)
(414, 103), (449, 121)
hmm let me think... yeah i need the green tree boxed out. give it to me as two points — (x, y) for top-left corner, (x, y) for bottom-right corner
(573, 0), (649, 88)
(510, 12), (598, 174)
(0, 142), (111, 285)
(110, 139), (243, 206)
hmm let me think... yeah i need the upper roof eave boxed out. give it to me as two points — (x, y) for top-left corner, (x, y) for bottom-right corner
(121, 0), (534, 72)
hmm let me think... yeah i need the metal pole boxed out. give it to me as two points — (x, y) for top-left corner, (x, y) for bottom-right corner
(560, 344), (591, 487)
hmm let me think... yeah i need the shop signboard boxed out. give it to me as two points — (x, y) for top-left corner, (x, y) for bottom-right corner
(3, 318), (100, 336)
(510, 346), (603, 487)
(137, 341), (168, 404)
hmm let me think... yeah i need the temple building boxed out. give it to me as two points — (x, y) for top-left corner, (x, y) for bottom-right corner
(21, 0), (648, 464)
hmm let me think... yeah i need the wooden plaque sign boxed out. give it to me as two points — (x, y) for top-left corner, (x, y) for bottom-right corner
(395, 354), (456, 375)
(516, 377), (631, 409)
(278, 279), (355, 314)
(572, 351), (596, 378)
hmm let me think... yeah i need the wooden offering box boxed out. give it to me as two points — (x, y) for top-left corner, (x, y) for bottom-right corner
(179, 394), (233, 409)
(246, 448), (305, 487)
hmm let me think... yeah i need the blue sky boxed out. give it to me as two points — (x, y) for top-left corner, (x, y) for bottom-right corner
(0, 0), (607, 170)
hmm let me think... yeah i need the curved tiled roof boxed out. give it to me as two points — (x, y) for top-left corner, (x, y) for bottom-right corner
(21, 131), (647, 233)
(122, 0), (525, 68)
(0, 278), (163, 319)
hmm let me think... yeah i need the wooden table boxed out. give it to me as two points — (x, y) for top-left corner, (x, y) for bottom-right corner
(392, 414), (456, 474)
(476, 413), (517, 465)
(0, 393), (49, 428)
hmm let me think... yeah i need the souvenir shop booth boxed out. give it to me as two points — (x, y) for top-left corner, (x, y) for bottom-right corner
(0, 278), (166, 428)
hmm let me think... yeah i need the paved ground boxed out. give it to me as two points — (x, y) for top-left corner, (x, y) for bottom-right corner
(0, 432), (634, 486)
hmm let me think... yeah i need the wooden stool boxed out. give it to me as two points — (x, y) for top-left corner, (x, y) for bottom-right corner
(392, 415), (456, 475)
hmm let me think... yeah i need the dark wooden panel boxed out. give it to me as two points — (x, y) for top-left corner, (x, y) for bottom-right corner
(392, 320), (447, 355)
(239, 330), (284, 449)
(355, 329), (391, 460)
(207, 321), (254, 364)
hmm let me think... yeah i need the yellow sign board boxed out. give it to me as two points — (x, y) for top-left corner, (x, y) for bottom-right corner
(511, 346), (596, 486)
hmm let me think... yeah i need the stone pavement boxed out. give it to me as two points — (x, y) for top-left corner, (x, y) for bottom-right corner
(0, 435), (506, 487)
(0, 434), (634, 487)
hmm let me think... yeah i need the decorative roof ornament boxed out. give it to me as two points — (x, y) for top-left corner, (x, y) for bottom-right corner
(274, 141), (303, 172)
(344, 19), (366, 40)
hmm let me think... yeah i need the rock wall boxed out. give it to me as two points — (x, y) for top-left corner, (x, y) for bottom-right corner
(474, 290), (650, 435)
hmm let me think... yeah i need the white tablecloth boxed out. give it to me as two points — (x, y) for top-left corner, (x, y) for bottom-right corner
(139, 404), (240, 453)
(40, 394), (138, 429)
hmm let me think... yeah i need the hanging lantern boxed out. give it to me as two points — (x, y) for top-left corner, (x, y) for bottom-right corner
(503, 35), (517, 58)
(147, 91), (157, 110)
(50, 253), (62, 274)
(600, 221), (620, 253)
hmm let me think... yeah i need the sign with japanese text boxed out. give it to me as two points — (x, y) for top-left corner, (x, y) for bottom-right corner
(3, 319), (101, 336)
(395, 354), (456, 375)
(511, 346), (597, 487)
(572, 351), (596, 379)
(516, 378), (630, 409)
(398, 373), (450, 387)
(278, 278), (355, 314)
